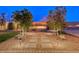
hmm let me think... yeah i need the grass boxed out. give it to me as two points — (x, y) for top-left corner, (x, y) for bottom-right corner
(0, 32), (19, 43)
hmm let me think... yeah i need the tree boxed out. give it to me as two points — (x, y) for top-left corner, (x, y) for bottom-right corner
(20, 9), (33, 32)
(0, 13), (6, 31)
(12, 9), (33, 37)
(12, 11), (22, 31)
(55, 6), (66, 33)
(47, 6), (66, 35)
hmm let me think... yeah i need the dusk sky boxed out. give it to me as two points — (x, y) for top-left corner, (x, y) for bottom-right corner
(0, 6), (79, 22)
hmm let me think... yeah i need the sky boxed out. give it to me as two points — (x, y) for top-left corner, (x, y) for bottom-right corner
(0, 6), (79, 22)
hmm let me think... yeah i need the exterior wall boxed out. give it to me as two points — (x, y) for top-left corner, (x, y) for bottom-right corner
(5, 22), (8, 30)
(30, 26), (47, 30)
(13, 22), (47, 31)
(0, 22), (8, 31)
(13, 22), (21, 31)
(1, 22), (78, 31)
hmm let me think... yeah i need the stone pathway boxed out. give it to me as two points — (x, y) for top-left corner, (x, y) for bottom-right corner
(11, 32), (56, 52)
(0, 32), (79, 52)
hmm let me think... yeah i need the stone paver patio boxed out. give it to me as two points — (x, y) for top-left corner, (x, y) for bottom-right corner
(0, 32), (79, 52)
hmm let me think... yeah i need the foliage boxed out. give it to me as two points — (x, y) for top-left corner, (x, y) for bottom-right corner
(12, 9), (33, 31)
(0, 13), (6, 26)
(47, 6), (67, 32)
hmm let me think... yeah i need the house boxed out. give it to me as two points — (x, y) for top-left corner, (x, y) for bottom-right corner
(0, 21), (79, 31)
(66, 22), (79, 28)
(0, 22), (8, 31)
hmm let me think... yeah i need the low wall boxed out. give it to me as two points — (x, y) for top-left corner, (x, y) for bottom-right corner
(65, 30), (79, 38)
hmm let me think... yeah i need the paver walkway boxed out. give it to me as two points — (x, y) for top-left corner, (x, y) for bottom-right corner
(0, 32), (79, 52)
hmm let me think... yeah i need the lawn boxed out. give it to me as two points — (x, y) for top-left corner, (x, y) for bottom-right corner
(0, 32), (19, 43)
